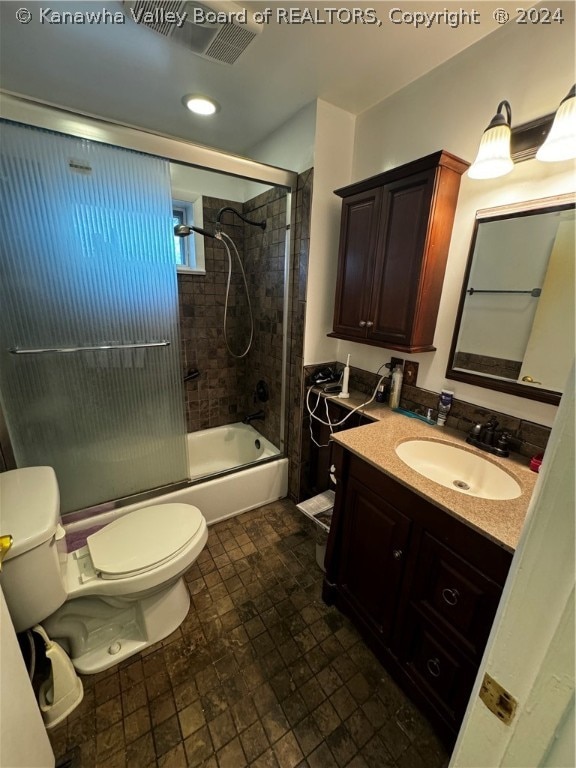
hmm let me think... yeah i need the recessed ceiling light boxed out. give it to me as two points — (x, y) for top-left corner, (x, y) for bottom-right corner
(182, 94), (220, 116)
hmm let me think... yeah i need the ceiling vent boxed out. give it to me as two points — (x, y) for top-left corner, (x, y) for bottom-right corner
(124, 1), (262, 65)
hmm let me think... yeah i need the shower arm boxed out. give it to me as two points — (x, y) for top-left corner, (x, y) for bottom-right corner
(216, 207), (266, 231)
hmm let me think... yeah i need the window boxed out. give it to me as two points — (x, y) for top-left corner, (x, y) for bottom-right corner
(171, 196), (206, 274)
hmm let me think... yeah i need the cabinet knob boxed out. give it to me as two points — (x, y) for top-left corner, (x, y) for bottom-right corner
(359, 320), (367, 327)
(442, 587), (459, 606)
(426, 657), (441, 678)
(366, 321), (374, 328)
(392, 549), (403, 560)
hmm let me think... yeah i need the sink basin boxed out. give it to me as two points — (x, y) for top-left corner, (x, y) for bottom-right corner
(395, 440), (521, 500)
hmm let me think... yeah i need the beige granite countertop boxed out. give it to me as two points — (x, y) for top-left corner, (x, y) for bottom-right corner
(321, 388), (537, 552)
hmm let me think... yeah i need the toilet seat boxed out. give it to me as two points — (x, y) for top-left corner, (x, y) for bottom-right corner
(87, 504), (203, 580)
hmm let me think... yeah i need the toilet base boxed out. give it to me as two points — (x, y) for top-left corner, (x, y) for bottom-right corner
(42, 578), (191, 674)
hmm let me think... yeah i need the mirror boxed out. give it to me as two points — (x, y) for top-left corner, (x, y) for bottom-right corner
(447, 194), (575, 405)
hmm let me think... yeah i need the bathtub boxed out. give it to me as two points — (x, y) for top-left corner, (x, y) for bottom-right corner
(187, 422), (280, 480)
(65, 422), (288, 534)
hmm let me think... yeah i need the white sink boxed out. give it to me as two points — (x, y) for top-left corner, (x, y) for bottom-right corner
(395, 440), (521, 500)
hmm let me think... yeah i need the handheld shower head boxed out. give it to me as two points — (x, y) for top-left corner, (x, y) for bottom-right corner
(174, 224), (215, 239)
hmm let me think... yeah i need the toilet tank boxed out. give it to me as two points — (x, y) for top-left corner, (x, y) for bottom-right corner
(0, 467), (68, 632)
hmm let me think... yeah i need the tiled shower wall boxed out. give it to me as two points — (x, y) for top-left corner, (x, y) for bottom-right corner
(177, 188), (289, 452)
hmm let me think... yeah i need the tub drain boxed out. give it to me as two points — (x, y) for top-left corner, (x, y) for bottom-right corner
(453, 479), (470, 491)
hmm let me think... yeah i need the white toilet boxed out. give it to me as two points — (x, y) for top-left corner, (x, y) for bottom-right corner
(0, 466), (208, 674)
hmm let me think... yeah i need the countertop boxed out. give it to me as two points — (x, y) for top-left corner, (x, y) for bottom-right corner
(320, 388), (537, 552)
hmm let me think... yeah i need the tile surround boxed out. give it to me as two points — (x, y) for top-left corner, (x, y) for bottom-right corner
(47, 500), (449, 768)
(178, 189), (288, 451)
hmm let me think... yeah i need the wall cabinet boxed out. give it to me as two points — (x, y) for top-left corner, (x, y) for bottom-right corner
(329, 151), (469, 353)
(323, 446), (512, 745)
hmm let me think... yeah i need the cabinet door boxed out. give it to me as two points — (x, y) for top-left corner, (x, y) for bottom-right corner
(368, 170), (435, 346)
(402, 611), (477, 729)
(338, 474), (410, 643)
(407, 532), (505, 660)
(332, 189), (382, 338)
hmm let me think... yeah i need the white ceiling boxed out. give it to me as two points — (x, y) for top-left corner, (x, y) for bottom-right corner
(0, 1), (509, 157)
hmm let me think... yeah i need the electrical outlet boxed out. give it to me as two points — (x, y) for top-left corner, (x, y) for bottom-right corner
(403, 361), (419, 386)
(390, 356), (404, 371)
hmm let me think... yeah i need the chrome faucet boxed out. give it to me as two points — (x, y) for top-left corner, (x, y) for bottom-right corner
(243, 410), (265, 425)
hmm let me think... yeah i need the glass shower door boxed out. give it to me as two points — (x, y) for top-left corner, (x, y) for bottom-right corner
(0, 121), (188, 513)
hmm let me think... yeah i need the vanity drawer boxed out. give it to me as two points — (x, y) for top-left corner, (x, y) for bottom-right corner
(409, 532), (504, 658)
(403, 611), (477, 726)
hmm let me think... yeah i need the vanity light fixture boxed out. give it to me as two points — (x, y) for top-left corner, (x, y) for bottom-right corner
(469, 85), (576, 179)
(536, 85), (576, 162)
(182, 94), (220, 116)
(468, 100), (514, 179)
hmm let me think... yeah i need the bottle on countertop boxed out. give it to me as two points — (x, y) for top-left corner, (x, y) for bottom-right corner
(436, 389), (454, 426)
(388, 365), (403, 409)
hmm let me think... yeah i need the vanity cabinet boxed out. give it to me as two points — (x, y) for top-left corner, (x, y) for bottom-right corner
(323, 446), (512, 744)
(329, 151), (469, 353)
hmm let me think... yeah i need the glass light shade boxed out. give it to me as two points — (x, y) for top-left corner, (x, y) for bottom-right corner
(468, 124), (514, 179)
(536, 92), (576, 162)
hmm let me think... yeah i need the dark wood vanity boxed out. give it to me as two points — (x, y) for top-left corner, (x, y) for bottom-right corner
(321, 416), (532, 746)
(328, 151), (469, 353)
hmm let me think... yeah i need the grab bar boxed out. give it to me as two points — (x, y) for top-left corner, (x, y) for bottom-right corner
(8, 341), (171, 355)
(467, 288), (541, 297)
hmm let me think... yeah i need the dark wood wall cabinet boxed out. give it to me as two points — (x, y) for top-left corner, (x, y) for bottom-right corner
(323, 446), (512, 745)
(329, 151), (469, 353)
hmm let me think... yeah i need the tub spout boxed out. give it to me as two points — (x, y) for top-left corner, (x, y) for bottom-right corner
(243, 410), (265, 425)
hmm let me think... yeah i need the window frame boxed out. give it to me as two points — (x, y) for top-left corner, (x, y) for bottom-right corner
(171, 191), (206, 274)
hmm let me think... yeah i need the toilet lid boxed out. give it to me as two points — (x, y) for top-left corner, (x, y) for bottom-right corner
(87, 503), (203, 578)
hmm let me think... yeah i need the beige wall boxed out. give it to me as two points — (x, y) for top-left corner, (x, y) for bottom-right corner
(333, 5), (575, 427)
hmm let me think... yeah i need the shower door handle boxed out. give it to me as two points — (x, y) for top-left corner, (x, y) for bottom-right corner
(8, 341), (171, 354)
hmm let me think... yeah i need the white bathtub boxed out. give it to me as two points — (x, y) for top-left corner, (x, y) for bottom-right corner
(187, 422), (279, 480)
(65, 422), (288, 532)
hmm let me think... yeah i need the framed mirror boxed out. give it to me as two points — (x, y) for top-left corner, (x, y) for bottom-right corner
(447, 194), (575, 405)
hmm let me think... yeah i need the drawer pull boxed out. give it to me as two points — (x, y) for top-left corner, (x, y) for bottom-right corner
(366, 321), (374, 328)
(442, 588), (459, 606)
(359, 320), (367, 327)
(392, 549), (403, 560)
(426, 657), (441, 678)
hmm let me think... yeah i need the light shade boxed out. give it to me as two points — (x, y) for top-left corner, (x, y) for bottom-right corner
(536, 85), (576, 162)
(182, 95), (220, 116)
(469, 100), (514, 179)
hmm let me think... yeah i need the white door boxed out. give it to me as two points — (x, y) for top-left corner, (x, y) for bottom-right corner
(519, 218), (574, 392)
(0, 587), (55, 768)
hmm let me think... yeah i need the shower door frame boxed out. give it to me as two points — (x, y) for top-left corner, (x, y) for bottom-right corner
(0, 92), (298, 510)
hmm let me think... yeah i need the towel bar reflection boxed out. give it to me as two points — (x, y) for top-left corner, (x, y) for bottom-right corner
(8, 341), (171, 354)
(467, 288), (541, 297)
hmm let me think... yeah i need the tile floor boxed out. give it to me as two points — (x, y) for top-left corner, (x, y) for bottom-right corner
(48, 500), (450, 768)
